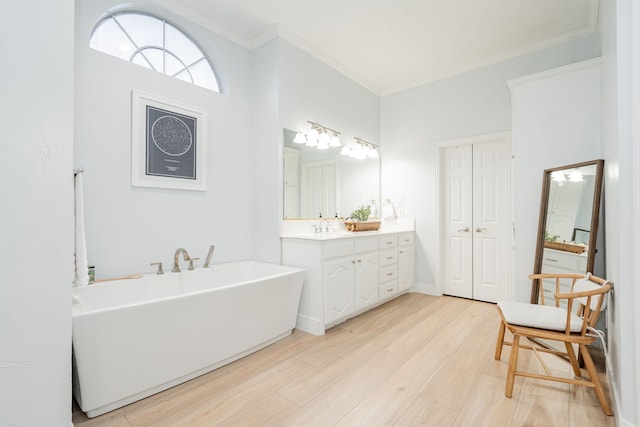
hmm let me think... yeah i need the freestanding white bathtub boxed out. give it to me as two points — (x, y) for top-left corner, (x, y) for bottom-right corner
(72, 261), (305, 418)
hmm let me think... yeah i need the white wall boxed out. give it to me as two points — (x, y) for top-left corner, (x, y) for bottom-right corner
(380, 35), (600, 293)
(272, 39), (380, 254)
(251, 38), (280, 263)
(599, 0), (639, 425)
(509, 59), (601, 303)
(75, 0), (255, 278)
(0, 1), (74, 424)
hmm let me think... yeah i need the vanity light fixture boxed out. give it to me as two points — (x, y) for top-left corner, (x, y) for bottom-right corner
(341, 137), (379, 160)
(551, 169), (583, 183)
(568, 169), (584, 182)
(295, 121), (342, 150)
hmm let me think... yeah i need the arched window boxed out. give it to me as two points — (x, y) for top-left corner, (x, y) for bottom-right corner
(90, 11), (220, 93)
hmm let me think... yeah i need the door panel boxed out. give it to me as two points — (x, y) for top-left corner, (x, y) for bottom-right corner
(442, 146), (473, 298)
(325, 257), (355, 324)
(472, 140), (509, 302)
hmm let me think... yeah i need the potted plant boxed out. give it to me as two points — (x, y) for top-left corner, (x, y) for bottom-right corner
(345, 205), (380, 231)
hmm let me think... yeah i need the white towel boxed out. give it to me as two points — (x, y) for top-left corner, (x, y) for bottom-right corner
(73, 170), (89, 287)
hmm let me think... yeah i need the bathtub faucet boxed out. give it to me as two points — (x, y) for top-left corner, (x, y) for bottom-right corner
(203, 245), (215, 268)
(172, 248), (191, 273)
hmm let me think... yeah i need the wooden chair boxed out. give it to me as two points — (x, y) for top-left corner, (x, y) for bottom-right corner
(494, 273), (613, 415)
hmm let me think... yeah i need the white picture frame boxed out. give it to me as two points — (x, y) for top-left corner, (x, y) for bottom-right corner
(131, 90), (207, 191)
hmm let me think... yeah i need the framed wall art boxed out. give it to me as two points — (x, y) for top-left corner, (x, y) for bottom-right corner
(131, 90), (207, 191)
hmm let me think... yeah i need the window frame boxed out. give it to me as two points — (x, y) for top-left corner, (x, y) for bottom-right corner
(90, 10), (221, 93)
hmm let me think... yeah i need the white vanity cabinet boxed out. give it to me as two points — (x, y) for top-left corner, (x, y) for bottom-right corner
(540, 248), (588, 307)
(398, 233), (416, 292)
(324, 238), (379, 325)
(378, 236), (398, 301)
(282, 230), (415, 336)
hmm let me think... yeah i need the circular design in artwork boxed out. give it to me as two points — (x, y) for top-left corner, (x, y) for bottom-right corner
(151, 115), (193, 156)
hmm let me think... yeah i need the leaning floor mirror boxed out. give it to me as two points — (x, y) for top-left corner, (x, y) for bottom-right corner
(531, 159), (605, 304)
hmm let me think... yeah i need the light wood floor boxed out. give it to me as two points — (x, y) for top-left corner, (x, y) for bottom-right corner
(72, 293), (615, 426)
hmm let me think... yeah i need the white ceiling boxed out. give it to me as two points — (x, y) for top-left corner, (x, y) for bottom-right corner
(158, 0), (598, 95)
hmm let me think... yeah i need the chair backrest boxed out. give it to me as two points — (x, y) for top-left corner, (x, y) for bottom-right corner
(528, 272), (613, 335)
(569, 273), (612, 330)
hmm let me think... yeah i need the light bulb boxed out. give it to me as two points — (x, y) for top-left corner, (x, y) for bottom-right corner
(569, 170), (583, 182)
(319, 131), (330, 146)
(329, 133), (341, 147)
(293, 132), (306, 144)
(307, 127), (319, 141)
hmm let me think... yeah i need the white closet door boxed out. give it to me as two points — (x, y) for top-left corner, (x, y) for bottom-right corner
(442, 145), (473, 299)
(441, 137), (509, 303)
(472, 140), (509, 303)
(301, 161), (337, 218)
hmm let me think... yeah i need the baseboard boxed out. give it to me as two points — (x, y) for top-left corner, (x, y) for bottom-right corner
(411, 281), (441, 296)
(605, 351), (635, 427)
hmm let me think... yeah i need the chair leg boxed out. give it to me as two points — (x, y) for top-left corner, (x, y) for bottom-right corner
(495, 320), (506, 360)
(579, 343), (613, 416)
(505, 334), (520, 397)
(565, 342), (582, 378)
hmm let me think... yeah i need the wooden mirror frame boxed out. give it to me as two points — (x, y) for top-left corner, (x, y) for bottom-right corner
(530, 159), (605, 303)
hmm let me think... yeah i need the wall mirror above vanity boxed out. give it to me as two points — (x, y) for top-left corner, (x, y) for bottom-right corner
(283, 128), (380, 220)
(531, 159), (604, 304)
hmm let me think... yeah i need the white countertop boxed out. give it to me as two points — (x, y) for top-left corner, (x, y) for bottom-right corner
(281, 217), (415, 241)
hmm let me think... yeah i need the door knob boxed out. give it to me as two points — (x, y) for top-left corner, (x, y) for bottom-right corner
(458, 227), (470, 232)
(475, 227), (487, 232)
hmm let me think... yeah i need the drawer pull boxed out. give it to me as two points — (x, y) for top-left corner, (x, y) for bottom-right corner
(387, 288), (394, 292)
(386, 241), (393, 245)
(386, 256), (393, 260)
(399, 251), (404, 254)
(404, 239), (411, 242)
(386, 272), (393, 276)
(544, 258), (558, 262)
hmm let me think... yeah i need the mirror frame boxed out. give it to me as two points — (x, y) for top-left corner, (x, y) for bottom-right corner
(530, 159), (605, 303)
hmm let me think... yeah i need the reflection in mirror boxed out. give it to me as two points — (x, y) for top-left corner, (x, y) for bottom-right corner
(283, 128), (380, 219)
(531, 160), (604, 304)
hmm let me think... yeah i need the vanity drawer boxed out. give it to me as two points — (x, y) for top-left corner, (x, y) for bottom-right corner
(324, 241), (354, 259)
(380, 264), (397, 282)
(398, 233), (415, 246)
(542, 249), (587, 272)
(379, 280), (398, 301)
(379, 236), (398, 249)
(379, 248), (397, 266)
(356, 237), (379, 254)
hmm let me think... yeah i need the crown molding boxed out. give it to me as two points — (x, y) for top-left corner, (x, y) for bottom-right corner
(146, 0), (600, 97)
(250, 25), (382, 96)
(381, 24), (599, 96)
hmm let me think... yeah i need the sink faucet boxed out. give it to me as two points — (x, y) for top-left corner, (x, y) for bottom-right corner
(203, 245), (215, 268)
(172, 248), (191, 272)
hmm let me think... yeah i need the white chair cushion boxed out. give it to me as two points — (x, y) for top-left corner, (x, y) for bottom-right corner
(573, 276), (608, 311)
(497, 301), (583, 333)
